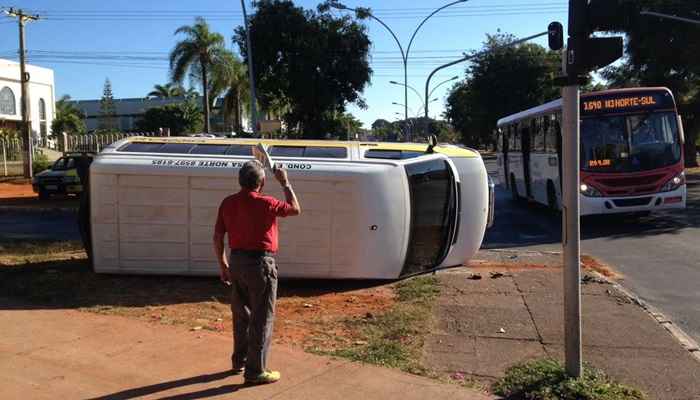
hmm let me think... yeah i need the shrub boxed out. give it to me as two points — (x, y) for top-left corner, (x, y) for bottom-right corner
(493, 359), (646, 400)
(32, 152), (52, 175)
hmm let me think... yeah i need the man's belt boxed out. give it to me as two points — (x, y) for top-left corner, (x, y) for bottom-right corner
(230, 249), (275, 258)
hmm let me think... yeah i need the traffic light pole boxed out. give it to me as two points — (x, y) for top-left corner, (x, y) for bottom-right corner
(561, 78), (582, 378)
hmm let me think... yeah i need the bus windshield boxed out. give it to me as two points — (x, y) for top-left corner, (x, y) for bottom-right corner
(581, 111), (682, 173)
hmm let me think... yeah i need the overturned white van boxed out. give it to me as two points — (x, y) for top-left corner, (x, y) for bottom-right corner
(90, 137), (492, 279)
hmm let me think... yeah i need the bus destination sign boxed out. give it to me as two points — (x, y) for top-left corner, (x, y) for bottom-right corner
(581, 91), (674, 115)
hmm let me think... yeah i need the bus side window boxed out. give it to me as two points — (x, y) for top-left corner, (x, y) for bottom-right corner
(534, 117), (546, 152)
(545, 115), (558, 153)
(496, 130), (503, 153)
(510, 126), (518, 151)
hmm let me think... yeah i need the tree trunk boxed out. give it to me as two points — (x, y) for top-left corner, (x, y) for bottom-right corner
(684, 127), (698, 168)
(201, 60), (211, 133)
(234, 88), (241, 134)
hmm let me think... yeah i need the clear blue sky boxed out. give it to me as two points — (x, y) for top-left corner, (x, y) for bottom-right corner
(0, 0), (568, 128)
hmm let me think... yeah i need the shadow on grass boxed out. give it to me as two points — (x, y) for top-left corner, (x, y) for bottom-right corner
(0, 258), (390, 311)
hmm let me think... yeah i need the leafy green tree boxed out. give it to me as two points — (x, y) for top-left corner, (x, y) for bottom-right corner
(170, 17), (227, 133)
(210, 52), (249, 134)
(370, 118), (398, 141)
(233, 0), (371, 138)
(135, 100), (203, 135)
(602, 1), (700, 167)
(148, 83), (185, 98)
(98, 78), (117, 132)
(444, 34), (561, 148)
(52, 95), (86, 135)
(332, 112), (363, 140)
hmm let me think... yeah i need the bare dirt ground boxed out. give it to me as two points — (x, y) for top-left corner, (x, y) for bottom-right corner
(0, 179), (34, 198)
(0, 246), (396, 352)
(0, 179), (79, 209)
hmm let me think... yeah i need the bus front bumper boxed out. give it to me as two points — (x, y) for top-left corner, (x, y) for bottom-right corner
(580, 186), (686, 216)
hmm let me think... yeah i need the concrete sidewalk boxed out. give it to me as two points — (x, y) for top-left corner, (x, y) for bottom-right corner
(424, 251), (700, 400)
(0, 306), (492, 400)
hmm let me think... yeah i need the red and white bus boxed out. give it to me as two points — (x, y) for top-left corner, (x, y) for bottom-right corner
(496, 87), (686, 215)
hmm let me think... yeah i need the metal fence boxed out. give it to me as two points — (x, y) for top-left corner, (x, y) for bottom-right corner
(1, 131), (167, 177)
(58, 131), (166, 153)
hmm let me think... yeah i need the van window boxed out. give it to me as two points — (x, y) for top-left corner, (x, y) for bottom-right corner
(365, 149), (424, 159)
(269, 146), (347, 158)
(119, 142), (165, 153)
(190, 144), (231, 155)
(401, 158), (456, 276)
(269, 146), (305, 157)
(304, 146), (347, 158)
(225, 145), (253, 156)
(159, 143), (196, 154)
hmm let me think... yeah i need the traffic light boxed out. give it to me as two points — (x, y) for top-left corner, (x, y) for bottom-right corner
(566, 0), (630, 80)
(548, 22), (564, 51)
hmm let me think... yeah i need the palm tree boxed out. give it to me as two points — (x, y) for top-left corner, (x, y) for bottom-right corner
(147, 83), (184, 98)
(210, 52), (249, 134)
(52, 95), (86, 135)
(169, 17), (226, 133)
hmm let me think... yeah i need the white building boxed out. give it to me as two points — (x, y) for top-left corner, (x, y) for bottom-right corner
(0, 59), (55, 140)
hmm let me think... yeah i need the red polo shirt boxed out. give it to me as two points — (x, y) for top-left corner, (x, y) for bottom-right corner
(214, 189), (295, 253)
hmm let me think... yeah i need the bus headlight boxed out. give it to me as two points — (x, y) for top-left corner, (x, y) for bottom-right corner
(580, 183), (601, 197)
(661, 172), (685, 192)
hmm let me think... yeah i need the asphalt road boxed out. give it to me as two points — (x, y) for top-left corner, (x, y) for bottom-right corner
(483, 158), (700, 344)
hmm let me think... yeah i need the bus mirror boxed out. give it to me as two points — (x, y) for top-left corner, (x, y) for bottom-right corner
(677, 115), (685, 145)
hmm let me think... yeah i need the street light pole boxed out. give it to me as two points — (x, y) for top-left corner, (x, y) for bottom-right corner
(390, 80), (425, 111)
(332, 0), (468, 142)
(424, 31), (548, 122)
(427, 76), (459, 107)
(240, 0), (258, 135)
(5, 8), (39, 179)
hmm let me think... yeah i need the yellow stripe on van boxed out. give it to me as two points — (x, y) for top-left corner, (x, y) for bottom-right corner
(360, 142), (479, 158)
(122, 136), (479, 157)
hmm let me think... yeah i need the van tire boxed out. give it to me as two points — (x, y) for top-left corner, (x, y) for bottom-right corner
(38, 189), (50, 200)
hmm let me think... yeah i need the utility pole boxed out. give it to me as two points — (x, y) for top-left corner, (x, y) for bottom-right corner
(240, 0), (258, 135)
(5, 8), (39, 178)
(552, 0), (626, 378)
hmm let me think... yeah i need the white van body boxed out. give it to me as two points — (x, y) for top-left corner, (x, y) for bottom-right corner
(90, 138), (491, 279)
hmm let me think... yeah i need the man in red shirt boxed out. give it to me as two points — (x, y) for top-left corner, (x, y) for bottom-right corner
(213, 160), (301, 385)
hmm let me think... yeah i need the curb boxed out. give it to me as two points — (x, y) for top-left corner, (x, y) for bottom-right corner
(587, 270), (700, 363)
(481, 249), (700, 363)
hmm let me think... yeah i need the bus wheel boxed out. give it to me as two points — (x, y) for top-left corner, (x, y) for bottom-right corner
(510, 175), (521, 203)
(547, 181), (559, 212)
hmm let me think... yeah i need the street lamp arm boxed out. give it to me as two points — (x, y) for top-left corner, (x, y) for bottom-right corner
(337, 5), (406, 61)
(640, 10), (700, 25)
(424, 30), (548, 118)
(428, 76), (459, 100)
(391, 81), (425, 109)
(406, 0), (468, 59)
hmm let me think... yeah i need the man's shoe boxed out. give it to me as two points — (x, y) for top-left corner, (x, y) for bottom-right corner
(231, 366), (245, 375)
(244, 370), (281, 385)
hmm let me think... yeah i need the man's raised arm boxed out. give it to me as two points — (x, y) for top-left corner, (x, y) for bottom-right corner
(274, 168), (301, 216)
